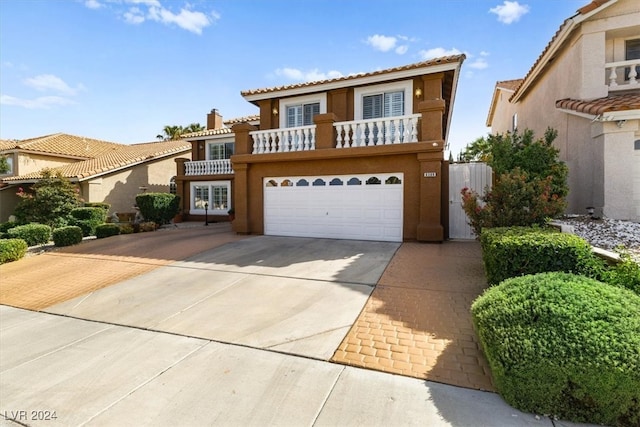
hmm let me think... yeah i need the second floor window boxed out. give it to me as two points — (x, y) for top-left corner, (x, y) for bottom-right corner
(363, 91), (405, 119)
(625, 38), (640, 81)
(286, 102), (320, 127)
(208, 142), (234, 160)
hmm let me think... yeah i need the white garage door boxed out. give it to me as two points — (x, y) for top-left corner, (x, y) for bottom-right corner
(264, 173), (403, 242)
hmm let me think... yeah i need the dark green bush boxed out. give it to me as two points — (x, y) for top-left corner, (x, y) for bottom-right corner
(52, 226), (83, 247)
(118, 223), (134, 234)
(6, 223), (51, 246)
(604, 254), (640, 295)
(135, 193), (180, 225)
(480, 227), (602, 285)
(95, 223), (120, 239)
(83, 202), (110, 211)
(0, 222), (19, 239)
(471, 272), (640, 426)
(0, 239), (28, 264)
(68, 207), (107, 237)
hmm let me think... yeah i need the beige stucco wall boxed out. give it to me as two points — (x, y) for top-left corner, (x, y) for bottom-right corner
(489, 89), (518, 132)
(16, 153), (77, 176)
(491, 0), (640, 220)
(79, 153), (188, 215)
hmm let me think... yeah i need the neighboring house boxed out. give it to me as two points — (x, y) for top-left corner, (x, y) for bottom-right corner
(1, 136), (191, 221)
(176, 56), (465, 242)
(487, 0), (640, 222)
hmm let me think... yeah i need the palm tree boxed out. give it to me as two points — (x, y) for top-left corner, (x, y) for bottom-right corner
(156, 123), (205, 141)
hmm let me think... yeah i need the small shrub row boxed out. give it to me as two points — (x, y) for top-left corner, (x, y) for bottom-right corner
(6, 223), (51, 247)
(479, 227), (601, 285)
(95, 223), (120, 239)
(52, 226), (83, 247)
(0, 238), (28, 264)
(83, 202), (110, 211)
(68, 207), (107, 237)
(472, 272), (640, 426)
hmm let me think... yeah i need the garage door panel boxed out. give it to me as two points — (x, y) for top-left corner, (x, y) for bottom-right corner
(264, 173), (403, 242)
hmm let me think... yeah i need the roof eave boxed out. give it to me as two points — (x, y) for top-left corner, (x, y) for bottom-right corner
(242, 61), (463, 103)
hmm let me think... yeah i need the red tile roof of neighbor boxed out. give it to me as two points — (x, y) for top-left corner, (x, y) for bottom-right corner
(241, 55), (465, 97)
(556, 93), (640, 115)
(510, 0), (615, 101)
(496, 79), (523, 91)
(0, 133), (123, 158)
(2, 139), (190, 182)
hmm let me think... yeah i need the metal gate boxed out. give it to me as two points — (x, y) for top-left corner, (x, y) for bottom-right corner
(448, 163), (492, 239)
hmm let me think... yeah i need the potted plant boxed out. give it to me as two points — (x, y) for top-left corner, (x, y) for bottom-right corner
(227, 208), (235, 222)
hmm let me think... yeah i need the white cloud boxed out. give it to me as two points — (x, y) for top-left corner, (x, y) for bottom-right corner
(124, 7), (145, 24)
(84, 0), (103, 9)
(468, 58), (489, 69)
(489, 1), (530, 24)
(480, 51), (490, 57)
(419, 47), (462, 60)
(366, 34), (397, 52)
(23, 74), (85, 96)
(395, 45), (408, 55)
(147, 5), (212, 34)
(0, 94), (76, 109)
(276, 68), (344, 82)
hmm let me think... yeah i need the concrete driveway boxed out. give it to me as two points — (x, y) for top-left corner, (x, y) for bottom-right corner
(44, 234), (399, 360)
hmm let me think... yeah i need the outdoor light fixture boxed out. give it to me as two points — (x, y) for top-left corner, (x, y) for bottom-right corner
(586, 206), (595, 217)
(204, 202), (209, 226)
(272, 107), (278, 115)
(415, 87), (423, 98)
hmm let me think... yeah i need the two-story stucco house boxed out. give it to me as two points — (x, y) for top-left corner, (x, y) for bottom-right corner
(487, 0), (640, 222)
(174, 56), (465, 242)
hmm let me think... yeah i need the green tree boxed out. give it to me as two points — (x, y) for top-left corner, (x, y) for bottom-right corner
(459, 136), (492, 162)
(156, 123), (204, 141)
(13, 169), (81, 228)
(461, 128), (568, 235)
(0, 155), (10, 174)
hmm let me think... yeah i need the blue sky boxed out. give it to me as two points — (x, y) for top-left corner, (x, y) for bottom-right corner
(0, 0), (587, 157)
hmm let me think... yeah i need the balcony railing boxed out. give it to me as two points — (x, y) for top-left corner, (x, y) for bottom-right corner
(251, 125), (316, 154)
(185, 159), (233, 175)
(606, 59), (639, 90)
(335, 114), (420, 148)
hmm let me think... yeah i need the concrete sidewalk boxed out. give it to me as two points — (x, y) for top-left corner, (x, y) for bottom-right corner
(1, 305), (560, 427)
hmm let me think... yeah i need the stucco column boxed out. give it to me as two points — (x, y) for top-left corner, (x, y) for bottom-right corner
(313, 113), (338, 150)
(418, 99), (446, 147)
(416, 153), (444, 242)
(232, 123), (258, 155)
(232, 162), (249, 234)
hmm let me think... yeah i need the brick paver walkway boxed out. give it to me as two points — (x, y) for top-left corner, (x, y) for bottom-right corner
(0, 224), (245, 310)
(331, 241), (494, 391)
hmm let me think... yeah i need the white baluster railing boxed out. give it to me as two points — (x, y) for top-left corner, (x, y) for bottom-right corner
(334, 114), (420, 148)
(250, 125), (316, 154)
(184, 159), (233, 175)
(606, 59), (640, 90)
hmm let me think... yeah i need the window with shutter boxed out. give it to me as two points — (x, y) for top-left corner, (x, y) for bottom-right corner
(286, 103), (319, 127)
(363, 91), (404, 119)
(625, 39), (640, 81)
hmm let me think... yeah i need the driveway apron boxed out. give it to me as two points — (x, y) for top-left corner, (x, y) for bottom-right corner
(44, 235), (399, 360)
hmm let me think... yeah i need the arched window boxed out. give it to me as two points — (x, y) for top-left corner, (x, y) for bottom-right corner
(169, 176), (176, 194)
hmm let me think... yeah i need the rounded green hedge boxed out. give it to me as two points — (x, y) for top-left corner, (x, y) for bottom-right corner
(95, 223), (120, 239)
(0, 238), (28, 264)
(6, 223), (51, 246)
(52, 226), (83, 247)
(471, 272), (640, 426)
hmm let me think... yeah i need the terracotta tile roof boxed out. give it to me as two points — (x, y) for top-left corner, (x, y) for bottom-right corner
(511, 0), (615, 101)
(224, 114), (260, 126)
(0, 133), (123, 158)
(496, 79), (523, 92)
(2, 139), (190, 182)
(241, 55), (465, 97)
(181, 115), (261, 139)
(556, 93), (640, 115)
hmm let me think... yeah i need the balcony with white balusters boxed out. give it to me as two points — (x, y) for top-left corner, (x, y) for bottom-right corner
(606, 59), (640, 91)
(184, 159), (233, 176)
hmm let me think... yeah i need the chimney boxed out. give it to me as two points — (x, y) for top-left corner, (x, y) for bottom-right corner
(207, 108), (223, 130)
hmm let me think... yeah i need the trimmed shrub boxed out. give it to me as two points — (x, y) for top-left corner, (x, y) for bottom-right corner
(0, 239), (28, 264)
(68, 207), (107, 237)
(118, 223), (134, 234)
(52, 226), (83, 247)
(479, 226), (602, 285)
(138, 221), (157, 232)
(7, 223), (51, 246)
(0, 222), (19, 239)
(135, 193), (180, 225)
(95, 223), (120, 239)
(83, 202), (110, 211)
(604, 254), (640, 295)
(471, 272), (640, 426)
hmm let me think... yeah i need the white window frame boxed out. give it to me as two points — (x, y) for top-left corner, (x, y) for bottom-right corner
(206, 138), (235, 160)
(279, 93), (327, 128)
(354, 80), (413, 120)
(190, 180), (231, 214)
